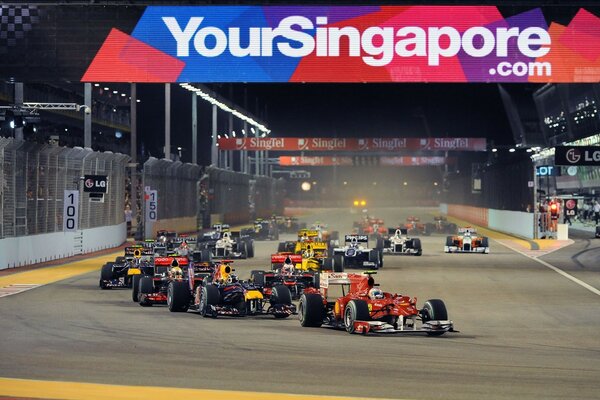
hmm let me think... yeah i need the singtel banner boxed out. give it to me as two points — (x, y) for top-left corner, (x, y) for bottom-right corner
(219, 137), (486, 152)
(279, 156), (452, 166)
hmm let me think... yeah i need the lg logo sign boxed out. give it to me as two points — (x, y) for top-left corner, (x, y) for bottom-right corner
(565, 148), (581, 164)
(555, 146), (600, 166)
(82, 175), (108, 193)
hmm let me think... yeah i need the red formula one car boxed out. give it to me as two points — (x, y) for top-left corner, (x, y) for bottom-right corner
(404, 216), (431, 236)
(298, 272), (455, 335)
(250, 254), (319, 300)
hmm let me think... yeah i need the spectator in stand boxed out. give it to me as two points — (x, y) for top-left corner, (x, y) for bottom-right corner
(124, 205), (133, 237)
(594, 200), (600, 225)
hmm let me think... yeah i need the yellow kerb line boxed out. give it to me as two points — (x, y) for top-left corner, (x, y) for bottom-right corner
(0, 377), (400, 400)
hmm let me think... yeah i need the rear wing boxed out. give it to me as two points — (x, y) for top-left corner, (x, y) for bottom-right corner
(154, 257), (189, 266)
(319, 272), (351, 288)
(271, 254), (303, 264)
(458, 227), (477, 234)
(211, 224), (230, 232)
(388, 228), (407, 235)
(344, 234), (368, 244)
(172, 237), (197, 245)
(125, 247), (154, 257)
(298, 229), (320, 238)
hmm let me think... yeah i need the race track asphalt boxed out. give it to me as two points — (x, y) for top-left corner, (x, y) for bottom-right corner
(1, 207), (599, 400)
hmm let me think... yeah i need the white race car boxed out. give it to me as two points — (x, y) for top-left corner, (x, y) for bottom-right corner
(444, 227), (489, 254)
(382, 228), (422, 256)
(331, 235), (383, 271)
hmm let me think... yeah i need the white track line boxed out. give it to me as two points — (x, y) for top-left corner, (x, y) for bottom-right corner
(492, 238), (600, 297)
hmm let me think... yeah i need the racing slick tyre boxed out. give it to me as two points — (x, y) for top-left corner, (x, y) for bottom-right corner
(271, 285), (293, 319)
(321, 257), (334, 271)
(271, 284), (292, 305)
(481, 237), (489, 249)
(246, 239), (255, 258)
(238, 241), (248, 259)
(250, 270), (265, 287)
(378, 249), (384, 268)
(368, 250), (380, 270)
(425, 223), (435, 236)
(131, 274), (142, 302)
(421, 299), (449, 337)
(200, 285), (221, 318)
(376, 237), (385, 250)
(445, 236), (454, 251)
(333, 254), (344, 272)
(167, 281), (191, 312)
(195, 249), (211, 263)
(277, 242), (287, 253)
(299, 293), (324, 327)
(344, 300), (371, 334)
(310, 271), (320, 289)
(448, 223), (458, 234)
(138, 277), (154, 307)
(100, 264), (114, 289)
(412, 238), (422, 256)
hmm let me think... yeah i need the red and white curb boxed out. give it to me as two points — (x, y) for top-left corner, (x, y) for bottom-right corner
(0, 284), (42, 298)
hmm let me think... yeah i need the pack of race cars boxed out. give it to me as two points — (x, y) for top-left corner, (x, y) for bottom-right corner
(98, 215), (472, 336)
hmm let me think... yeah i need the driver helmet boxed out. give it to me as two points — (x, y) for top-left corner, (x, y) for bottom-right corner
(369, 287), (384, 300)
(281, 256), (295, 275)
(171, 266), (183, 280)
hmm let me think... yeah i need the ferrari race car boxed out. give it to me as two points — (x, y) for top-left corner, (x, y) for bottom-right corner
(444, 227), (490, 253)
(382, 228), (422, 256)
(429, 216), (458, 234)
(249, 254), (319, 300)
(99, 245), (154, 289)
(404, 216), (431, 236)
(172, 261), (295, 318)
(331, 235), (383, 271)
(298, 271), (456, 335)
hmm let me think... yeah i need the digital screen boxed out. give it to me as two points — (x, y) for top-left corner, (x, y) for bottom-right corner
(2, 5), (600, 83)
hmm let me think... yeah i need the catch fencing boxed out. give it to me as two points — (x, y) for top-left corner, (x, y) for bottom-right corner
(0, 137), (128, 240)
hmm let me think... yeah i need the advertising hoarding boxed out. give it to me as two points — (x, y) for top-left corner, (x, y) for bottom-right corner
(2, 5), (600, 83)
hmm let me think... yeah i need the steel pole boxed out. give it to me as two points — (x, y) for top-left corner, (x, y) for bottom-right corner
(84, 83), (92, 148)
(192, 92), (197, 165)
(164, 83), (171, 160)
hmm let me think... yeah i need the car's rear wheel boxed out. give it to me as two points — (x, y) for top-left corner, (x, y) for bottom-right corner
(299, 293), (324, 327)
(421, 299), (448, 336)
(368, 250), (380, 270)
(481, 237), (489, 248)
(277, 242), (286, 253)
(246, 240), (255, 258)
(344, 299), (371, 334)
(321, 257), (334, 271)
(200, 285), (221, 318)
(412, 238), (422, 256)
(333, 254), (344, 272)
(271, 285), (292, 319)
(168, 281), (190, 312)
(250, 270), (265, 287)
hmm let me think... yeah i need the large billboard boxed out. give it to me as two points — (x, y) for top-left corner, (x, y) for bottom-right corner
(2, 5), (600, 83)
(218, 137), (487, 151)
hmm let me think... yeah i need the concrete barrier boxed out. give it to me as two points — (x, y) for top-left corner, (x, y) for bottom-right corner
(440, 203), (534, 239)
(0, 222), (126, 270)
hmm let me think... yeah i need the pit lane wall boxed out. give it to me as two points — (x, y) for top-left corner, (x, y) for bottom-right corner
(441, 204), (534, 239)
(0, 222), (126, 269)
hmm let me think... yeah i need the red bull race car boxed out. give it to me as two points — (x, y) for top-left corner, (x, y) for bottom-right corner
(249, 254), (319, 300)
(298, 271), (455, 335)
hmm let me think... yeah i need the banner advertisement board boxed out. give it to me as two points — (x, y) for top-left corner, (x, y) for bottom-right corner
(2, 5), (600, 83)
(555, 146), (600, 165)
(219, 137), (486, 152)
(279, 156), (452, 166)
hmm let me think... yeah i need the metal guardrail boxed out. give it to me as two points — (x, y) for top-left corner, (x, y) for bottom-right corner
(0, 137), (128, 239)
